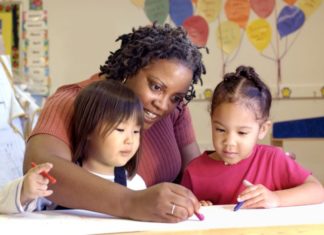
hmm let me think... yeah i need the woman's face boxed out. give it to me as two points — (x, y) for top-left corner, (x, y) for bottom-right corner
(125, 59), (193, 129)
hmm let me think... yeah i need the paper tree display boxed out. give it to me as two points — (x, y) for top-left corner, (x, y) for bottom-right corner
(131, 0), (322, 97)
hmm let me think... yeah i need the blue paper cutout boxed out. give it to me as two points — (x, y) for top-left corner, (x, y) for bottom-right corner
(277, 6), (305, 38)
(169, 0), (193, 26)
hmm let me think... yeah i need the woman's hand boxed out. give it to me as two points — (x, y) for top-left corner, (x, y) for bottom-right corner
(125, 182), (201, 222)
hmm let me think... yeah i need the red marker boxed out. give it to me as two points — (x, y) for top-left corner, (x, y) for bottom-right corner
(31, 162), (57, 184)
(195, 211), (205, 221)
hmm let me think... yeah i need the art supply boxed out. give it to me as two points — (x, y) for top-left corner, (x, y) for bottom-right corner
(233, 179), (254, 212)
(195, 211), (205, 221)
(233, 201), (244, 211)
(31, 162), (57, 184)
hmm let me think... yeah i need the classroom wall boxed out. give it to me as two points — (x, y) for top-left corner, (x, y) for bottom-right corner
(43, 0), (324, 183)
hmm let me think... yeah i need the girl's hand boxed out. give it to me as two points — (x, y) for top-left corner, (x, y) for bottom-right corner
(20, 163), (54, 206)
(238, 184), (279, 209)
(200, 200), (213, 206)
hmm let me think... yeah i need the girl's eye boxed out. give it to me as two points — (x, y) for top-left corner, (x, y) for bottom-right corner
(238, 131), (248, 135)
(116, 128), (124, 132)
(216, 128), (225, 132)
(134, 130), (140, 134)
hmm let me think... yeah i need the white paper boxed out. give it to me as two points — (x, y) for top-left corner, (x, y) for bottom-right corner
(1, 204), (324, 235)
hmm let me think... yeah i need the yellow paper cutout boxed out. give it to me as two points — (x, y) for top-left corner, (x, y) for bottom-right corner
(0, 12), (12, 55)
(247, 19), (271, 52)
(130, 0), (145, 8)
(298, 0), (322, 17)
(216, 20), (241, 54)
(197, 0), (222, 23)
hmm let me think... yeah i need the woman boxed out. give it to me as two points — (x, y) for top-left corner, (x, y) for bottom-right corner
(24, 23), (206, 222)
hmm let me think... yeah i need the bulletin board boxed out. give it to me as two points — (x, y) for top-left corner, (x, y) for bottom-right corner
(130, 0), (324, 100)
(0, 0), (49, 97)
(0, 12), (12, 55)
(0, 3), (19, 80)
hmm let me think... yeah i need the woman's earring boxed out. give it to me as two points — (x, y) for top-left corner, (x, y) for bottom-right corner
(122, 78), (127, 84)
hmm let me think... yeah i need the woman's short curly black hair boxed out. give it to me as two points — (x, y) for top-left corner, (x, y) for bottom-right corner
(99, 23), (206, 103)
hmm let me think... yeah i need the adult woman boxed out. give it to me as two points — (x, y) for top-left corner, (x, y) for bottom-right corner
(24, 23), (206, 222)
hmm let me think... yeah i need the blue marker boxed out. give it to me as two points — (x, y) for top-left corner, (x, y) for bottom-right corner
(233, 180), (254, 212)
(233, 201), (244, 211)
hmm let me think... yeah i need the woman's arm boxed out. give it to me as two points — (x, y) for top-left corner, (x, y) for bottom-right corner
(24, 134), (200, 222)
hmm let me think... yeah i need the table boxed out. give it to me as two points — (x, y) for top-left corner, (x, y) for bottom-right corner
(106, 224), (324, 235)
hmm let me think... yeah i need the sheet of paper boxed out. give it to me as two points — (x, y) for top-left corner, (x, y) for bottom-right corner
(1, 204), (324, 235)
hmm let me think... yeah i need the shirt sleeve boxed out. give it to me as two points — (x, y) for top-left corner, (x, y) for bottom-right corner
(171, 105), (196, 147)
(29, 85), (79, 147)
(29, 76), (99, 146)
(272, 148), (311, 189)
(0, 177), (55, 214)
(0, 177), (35, 214)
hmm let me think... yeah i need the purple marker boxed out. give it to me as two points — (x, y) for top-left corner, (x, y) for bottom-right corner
(195, 211), (205, 221)
(233, 180), (254, 212)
